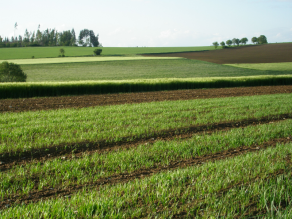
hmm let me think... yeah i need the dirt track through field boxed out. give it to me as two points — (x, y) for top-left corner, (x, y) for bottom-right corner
(143, 43), (292, 64)
(1, 136), (291, 211)
(1, 85), (292, 113)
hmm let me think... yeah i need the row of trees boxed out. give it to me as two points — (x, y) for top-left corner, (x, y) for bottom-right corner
(213, 35), (268, 49)
(0, 26), (101, 48)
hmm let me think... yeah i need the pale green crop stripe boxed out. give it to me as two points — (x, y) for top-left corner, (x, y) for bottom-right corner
(0, 56), (182, 65)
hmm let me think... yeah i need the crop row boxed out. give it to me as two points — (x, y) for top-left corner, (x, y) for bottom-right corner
(0, 119), (291, 199)
(1, 93), (292, 155)
(1, 142), (292, 218)
(1, 75), (292, 99)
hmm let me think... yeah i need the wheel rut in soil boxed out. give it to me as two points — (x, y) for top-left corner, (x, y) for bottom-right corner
(1, 114), (291, 172)
(1, 136), (291, 210)
(1, 85), (292, 113)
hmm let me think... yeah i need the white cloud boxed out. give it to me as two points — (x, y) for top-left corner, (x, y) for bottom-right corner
(276, 33), (282, 37)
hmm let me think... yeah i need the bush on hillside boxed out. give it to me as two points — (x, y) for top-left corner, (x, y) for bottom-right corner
(93, 49), (102, 55)
(0, 61), (27, 82)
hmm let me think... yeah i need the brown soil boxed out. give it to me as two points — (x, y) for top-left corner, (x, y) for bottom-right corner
(1, 136), (291, 211)
(1, 114), (291, 172)
(1, 85), (292, 113)
(143, 43), (292, 64)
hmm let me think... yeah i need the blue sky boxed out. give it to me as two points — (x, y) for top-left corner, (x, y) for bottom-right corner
(1, 0), (291, 47)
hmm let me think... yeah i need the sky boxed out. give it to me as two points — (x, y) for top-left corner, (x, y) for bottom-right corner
(1, 0), (292, 47)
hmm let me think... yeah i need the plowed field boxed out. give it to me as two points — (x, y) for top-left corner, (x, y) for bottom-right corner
(143, 43), (292, 64)
(1, 85), (292, 113)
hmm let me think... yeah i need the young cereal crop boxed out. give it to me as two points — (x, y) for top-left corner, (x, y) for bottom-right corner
(1, 143), (292, 218)
(1, 75), (292, 99)
(1, 93), (291, 155)
(0, 119), (291, 198)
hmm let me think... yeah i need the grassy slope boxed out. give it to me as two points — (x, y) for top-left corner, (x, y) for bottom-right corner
(0, 46), (215, 60)
(20, 59), (288, 82)
(226, 62), (292, 71)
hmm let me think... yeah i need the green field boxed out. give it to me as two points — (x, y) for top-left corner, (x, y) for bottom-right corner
(1, 75), (292, 99)
(18, 59), (290, 82)
(1, 45), (292, 218)
(226, 62), (292, 71)
(0, 46), (215, 60)
(0, 56), (181, 65)
(1, 93), (292, 218)
(1, 93), (291, 154)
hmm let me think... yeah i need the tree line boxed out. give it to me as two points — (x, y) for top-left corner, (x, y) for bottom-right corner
(0, 26), (101, 48)
(213, 35), (268, 49)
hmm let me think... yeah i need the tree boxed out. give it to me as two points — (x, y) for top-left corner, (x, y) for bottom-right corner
(93, 49), (102, 55)
(59, 48), (65, 57)
(212, 41), (219, 49)
(22, 29), (31, 46)
(0, 61), (27, 82)
(232, 38), (240, 46)
(232, 38), (237, 46)
(220, 41), (225, 48)
(79, 29), (99, 47)
(258, 35), (268, 44)
(71, 28), (76, 46)
(240, 37), (248, 45)
(226, 40), (232, 47)
(251, 37), (258, 44)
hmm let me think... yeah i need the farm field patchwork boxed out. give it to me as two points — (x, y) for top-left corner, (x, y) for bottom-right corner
(0, 90), (292, 217)
(1, 42), (292, 217)
(0, 46), (216, 60)
(144, 43), (292, 64)
(19, 59), (289, 82)
(226, 62), (292, 71)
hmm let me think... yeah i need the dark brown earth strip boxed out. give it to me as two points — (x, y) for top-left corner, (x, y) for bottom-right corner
(1, 85), (292, 113)
(1, 137), (291, 210)
(143, 43), (292, 64)
(1, 114), (291, 172)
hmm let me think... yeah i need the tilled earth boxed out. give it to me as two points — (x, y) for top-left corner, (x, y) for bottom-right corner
(1, 85), (292, 113)
(143, 43), (292, 64)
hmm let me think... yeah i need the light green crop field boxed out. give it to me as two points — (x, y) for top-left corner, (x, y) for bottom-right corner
(1, 93), (291, 154)
(1, 120), (291, 198)
(0, 46), (215, 60)
(19, 59), (289, 82)
(0, 56), (181, 65)
(226, 62), (292, 71)
(1, 92), (292, 218)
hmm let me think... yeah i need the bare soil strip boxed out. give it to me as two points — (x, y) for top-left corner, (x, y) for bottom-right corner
(1, 137), (291, 210)
(1, 85), (292, 113)
(1, 114), (291, 172)
(143, 43), (292, 64)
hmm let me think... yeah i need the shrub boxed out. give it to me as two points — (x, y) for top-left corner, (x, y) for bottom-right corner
(0, 61), (27, 82)
(93, 49), (102, 55)
(59, 48), (65, 57)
